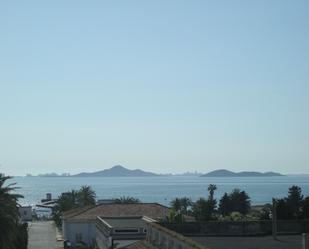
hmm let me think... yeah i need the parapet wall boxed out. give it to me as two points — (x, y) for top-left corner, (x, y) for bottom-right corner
(146, 222), (208, 249)
(162, 220), (309, 236)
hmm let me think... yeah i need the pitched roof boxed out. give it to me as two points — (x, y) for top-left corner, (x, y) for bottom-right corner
(63, 203), (169, 221)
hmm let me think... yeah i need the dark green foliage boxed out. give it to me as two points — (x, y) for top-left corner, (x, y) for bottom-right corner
(208, 184), (217, 201)
(287, 185), (303, 218)
(13, 223), (28, 249)
(259, 204), (272, 220)
(114, 196), (140, 204)
(52, 185), (96, 227)
(207, 184), (217, 214)
(276, 198), (292, 219)
(218, 193), (230, 216)
(78, 186), (96, 206)
(179, 197), (192, 214)
(191, 184), (218, 221)
(192, 198), (215, 221)
(276, 185), (306, 220)
(218, 188), (251, 215)
(0, 173), (27, 249)
(166, 208), (184, 223)
(170, 198), (182, 212)
(302, 197), (309, 219)
(170, 197), (192, 215)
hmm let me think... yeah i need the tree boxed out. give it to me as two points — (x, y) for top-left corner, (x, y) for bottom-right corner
(179, 197), (192, 214)
(208, 184), (217, 201)
(287, 185), (303, 219)
(78, 186), (96, 206)
(218, 189), (251, 215)
(0, 173), (26, 249)
(275, 186), (306, 220)
(52, 191), (78, 226)
(230, 189), (251, 214)
(302, 197), (309, 219)
(170, 197), (192, 215)
(166, 208), (184, 223)
(207, 184), (217, 213)
(218, 193), (230, 216)
(192, 198), (215, 221)
(13, 223), (28, 249)
(52, 186), (96, 226)
(170, 198), (182, 212)
(276, 198), (291, 220)
(114, 196), (140, 204)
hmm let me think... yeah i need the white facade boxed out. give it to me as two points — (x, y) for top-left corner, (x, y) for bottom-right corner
(95, 216), (154, 249)
(62, 220), (96, 247)
(19, 206), (32, 221)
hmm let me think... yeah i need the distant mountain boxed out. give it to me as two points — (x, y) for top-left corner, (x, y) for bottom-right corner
(201, 169), (283, 177)
(73, 165), (158, 177)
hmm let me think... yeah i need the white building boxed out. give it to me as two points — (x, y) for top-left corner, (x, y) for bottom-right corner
(96, 216), (155, 249)
(19, 206), (32, 221)
(62, 203), (169, 247)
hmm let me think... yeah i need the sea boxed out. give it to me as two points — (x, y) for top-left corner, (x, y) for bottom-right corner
(10, 175), (309, 207)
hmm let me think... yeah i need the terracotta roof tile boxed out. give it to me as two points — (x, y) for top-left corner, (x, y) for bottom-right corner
(63, 203), (169, 221)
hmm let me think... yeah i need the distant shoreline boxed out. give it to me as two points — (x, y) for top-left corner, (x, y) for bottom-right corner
(21, 165), (296, 177)
(22, 174), (294, 178)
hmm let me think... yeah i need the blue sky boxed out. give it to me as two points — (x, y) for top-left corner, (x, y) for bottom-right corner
(0, 1), (308, 175)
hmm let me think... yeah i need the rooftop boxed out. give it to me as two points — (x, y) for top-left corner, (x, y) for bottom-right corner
(63, 203), (170, 221)
(190, 235), (304, 249)
(99, 216), (155, 228)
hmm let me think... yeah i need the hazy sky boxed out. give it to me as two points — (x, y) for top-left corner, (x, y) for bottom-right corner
(0, 1), (308, 176)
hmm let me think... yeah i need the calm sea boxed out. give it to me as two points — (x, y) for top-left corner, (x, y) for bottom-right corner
(10, 176), (309, 207)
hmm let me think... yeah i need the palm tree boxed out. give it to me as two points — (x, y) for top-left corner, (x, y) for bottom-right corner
(170, 198), (182, 212)
(77, 186), (96, 206)
(52, 186), (96, 227)
(180, 197), (192, 214)
(114, 196), (140, 204)
(207, 184), (217, 201)
(0, 173), (24, 249)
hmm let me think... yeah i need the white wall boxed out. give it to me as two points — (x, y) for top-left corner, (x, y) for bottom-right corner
(96, 227), (109, 249)
(96, 230), (139, 249)
(19, 206), (32, 221)
(63, 220), (96, 246)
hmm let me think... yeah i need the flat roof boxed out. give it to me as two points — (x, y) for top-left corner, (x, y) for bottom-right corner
(190, 235), (303, 249)
(100, 217), (149, 228)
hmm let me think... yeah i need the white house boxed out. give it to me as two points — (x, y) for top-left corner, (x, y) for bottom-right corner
(96, 216), (155, 249)
(62, 203), (169, 247)
(19, 206), (32, 221)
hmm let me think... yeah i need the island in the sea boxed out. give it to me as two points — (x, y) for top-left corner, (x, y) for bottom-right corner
(73, 165), (158, 177)
(201, 169), (284, 177)
(27, 166), (284, 177)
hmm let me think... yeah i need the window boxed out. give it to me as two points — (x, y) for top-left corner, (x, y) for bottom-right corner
(76, 233), (82, 243)
(114, 228), (139, 234)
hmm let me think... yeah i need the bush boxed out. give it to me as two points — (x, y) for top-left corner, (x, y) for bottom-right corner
(219, 189), (251, 215)
(276, 185), (305, 220)
(192, 198), (216, 221)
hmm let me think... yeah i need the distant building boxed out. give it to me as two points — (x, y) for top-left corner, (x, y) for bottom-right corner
(41, 193), (53, 203)
(96, 216), (155, 249)
(62, 203), (170, 247)
(19, 206), (32, 221)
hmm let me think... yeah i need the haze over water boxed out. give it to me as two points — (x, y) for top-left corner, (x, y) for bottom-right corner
(12, 175), (309, 207)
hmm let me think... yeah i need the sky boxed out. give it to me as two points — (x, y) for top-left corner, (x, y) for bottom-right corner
(0, 1), (308, 176)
